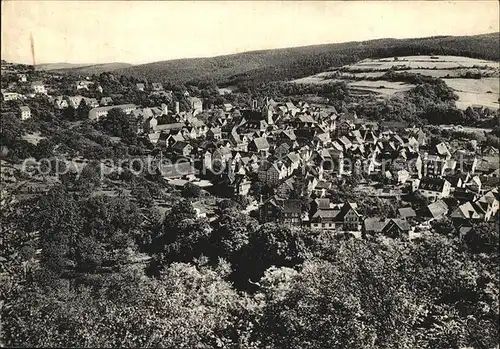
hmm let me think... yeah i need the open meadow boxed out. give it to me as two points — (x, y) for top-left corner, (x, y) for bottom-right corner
(291, 55), (500, 109)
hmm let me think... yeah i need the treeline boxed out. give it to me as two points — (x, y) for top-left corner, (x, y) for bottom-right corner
(253, 81), (350, 99)
(2, 181), (499, 348)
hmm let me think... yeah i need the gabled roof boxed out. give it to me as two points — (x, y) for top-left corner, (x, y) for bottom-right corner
(398, 207), (417, 218)
(365, 218), (410, 232)
(384, 218), (411, 232)
(148, 133), (160, 142)
(278, 177), (296, 190)
(339, 136), (352, 147)
(213, 146), (232, 157)
(426, 200), (449, 218)
(282, 199), (302, 213)
(364, 218), (387, 232)
(188, 117), (205, 128)
(297, 114), (316, 123)
(436, 142), (450, 156)
(314, 198), (331, 209)
(172, 141), (191, 151)
(336, 202), (361, 219)
(280, 129), (297, 140)
(478, 190), (499, 205)
(275, 142), (291, 153)
(286, 152), (300, 164)
(451, 202), (480, 219)
(315, 133), (330, 143)
(251, 137), (270, 150)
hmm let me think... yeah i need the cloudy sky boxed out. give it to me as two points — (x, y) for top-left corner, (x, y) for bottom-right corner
(1, 1), (498, 65)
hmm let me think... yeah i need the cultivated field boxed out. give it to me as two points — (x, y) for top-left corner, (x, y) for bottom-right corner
(442, 77), (499, 110)
(345, 56), (499, 71)
(291, 55), (500, 109)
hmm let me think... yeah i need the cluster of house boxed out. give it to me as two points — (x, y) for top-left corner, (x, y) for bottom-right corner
(128, 95), (498, 238)
(2, 64), (498, 239)
(1, 71), (174, 122)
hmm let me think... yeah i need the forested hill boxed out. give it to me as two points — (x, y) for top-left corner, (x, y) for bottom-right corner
(112, 32), (500, 89)
(37, 62), (132, 74)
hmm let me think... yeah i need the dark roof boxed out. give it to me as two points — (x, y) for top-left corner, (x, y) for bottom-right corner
(156, 123), (184, 131)
(364, 218), (387, 232)
(172, 141), (191, 151)
(282, 200), (303, 214)
(453, 187), (478, 202)
(419, 177), (448, 192)
(315, 198), (330, 209)
(364, 218), (410, 232)
(241, 110), (262, 121)
(312, 209), (341, 220)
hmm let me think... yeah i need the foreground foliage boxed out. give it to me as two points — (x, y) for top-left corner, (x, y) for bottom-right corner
(1, 184), (498, 348)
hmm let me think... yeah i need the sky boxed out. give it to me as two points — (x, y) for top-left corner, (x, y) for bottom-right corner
(1, 1), (498, 65)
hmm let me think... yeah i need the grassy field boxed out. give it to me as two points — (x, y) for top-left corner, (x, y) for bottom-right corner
(346, 56), (499, 70)
(348, 80), (415, 97)
(443, 77), (499, 109)
(291, 55), (499, 109)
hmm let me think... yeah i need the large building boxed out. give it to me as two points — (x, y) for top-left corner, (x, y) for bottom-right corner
(19, 106), (31, 120)
(188, 97), (203, 116)
(88, 104), (137, 121)
(31, 81), (47, 94)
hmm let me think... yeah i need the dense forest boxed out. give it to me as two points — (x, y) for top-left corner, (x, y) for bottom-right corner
(102, 33), (500, 90)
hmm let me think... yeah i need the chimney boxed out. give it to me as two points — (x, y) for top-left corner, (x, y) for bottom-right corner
(161, 103), (168, 115)
(175, 101), (180, 114)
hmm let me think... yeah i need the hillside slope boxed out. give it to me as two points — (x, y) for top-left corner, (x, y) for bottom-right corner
(37, 62), (132, 74)
(112, 33), (499, 88)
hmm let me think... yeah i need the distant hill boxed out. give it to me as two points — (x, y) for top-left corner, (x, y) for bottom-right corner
(37, 62), (132, 74)
(111, 32), (499, 89)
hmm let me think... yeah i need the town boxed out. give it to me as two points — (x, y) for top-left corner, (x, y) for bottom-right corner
(1, 59), (498, 241)
(1, 2), (500, 342)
